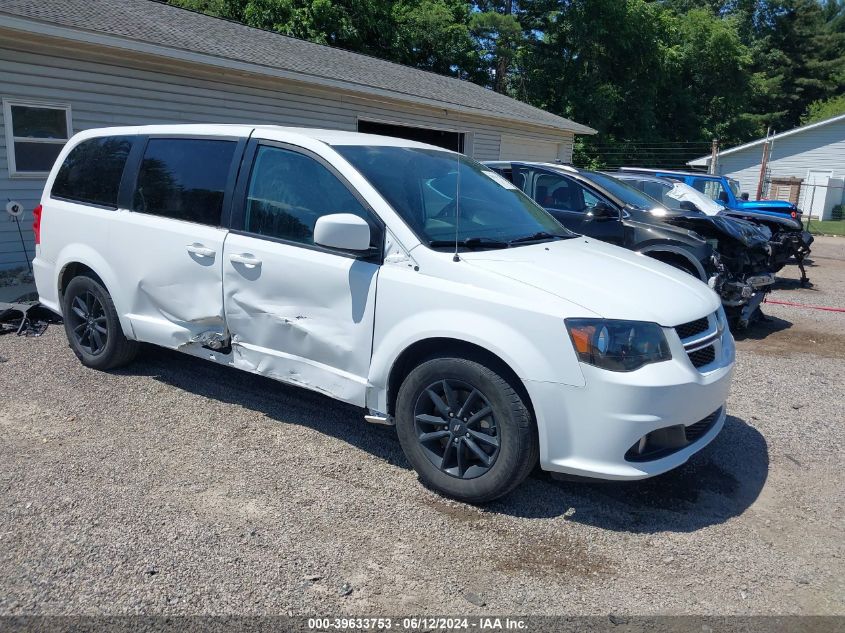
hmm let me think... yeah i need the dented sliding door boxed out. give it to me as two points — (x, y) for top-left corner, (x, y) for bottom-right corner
(109, 135), (244, 348)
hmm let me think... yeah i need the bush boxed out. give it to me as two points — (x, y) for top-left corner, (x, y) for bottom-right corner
(832, 204), (843, 221)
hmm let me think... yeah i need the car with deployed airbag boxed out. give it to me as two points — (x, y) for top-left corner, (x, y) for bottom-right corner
(611, 170), (813, 285)
(486, 161), (780, 327)
(33, 125), (734, 503)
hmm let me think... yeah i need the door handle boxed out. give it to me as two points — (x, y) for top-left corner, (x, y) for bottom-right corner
(186, 243), (216, 257)
(229, 253), (262, 267)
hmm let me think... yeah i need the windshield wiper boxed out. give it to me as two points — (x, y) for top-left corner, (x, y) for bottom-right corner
(508, 231), (571, 244)
(428, 236), (510, 249)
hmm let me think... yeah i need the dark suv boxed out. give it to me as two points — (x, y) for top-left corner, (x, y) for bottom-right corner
(485, 161), (777, 327)
(616, 170), (813, 285)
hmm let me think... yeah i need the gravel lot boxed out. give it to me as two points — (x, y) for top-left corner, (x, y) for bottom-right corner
(1, 236), (843, 616)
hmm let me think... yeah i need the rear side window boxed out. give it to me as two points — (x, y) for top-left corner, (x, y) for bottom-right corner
(51, 136), (132, 208)
(133, 138), (236, 225)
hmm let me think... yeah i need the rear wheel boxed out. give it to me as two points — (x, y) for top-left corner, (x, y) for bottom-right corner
(62, 275), (138, 370)
(395, 357), (538, 503)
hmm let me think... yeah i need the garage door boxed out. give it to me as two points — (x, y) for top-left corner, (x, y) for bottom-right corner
(358, 120), (464, 152)
(499, 135), (560, 162)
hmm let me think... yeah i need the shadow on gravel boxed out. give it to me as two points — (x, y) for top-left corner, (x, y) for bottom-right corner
(123, 346), (768, 534)
(120, 344), (411, 468)
(488, 415), (768, 533)
(733, 314), (792, 342)
(772, 277), (819, 291)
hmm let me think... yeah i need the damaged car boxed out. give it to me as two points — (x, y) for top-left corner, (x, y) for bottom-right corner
(34, 125), (735, 503)
(615, 171), (813, 285)
(619, 167), (814, 285)
(485, 162), (778, 327)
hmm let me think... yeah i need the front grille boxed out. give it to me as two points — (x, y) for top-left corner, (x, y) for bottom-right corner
(675, 317), (709, 340)
(625, 408), (722, 462)
(685, 409), (721, 443)
(688, 345), (716, 368)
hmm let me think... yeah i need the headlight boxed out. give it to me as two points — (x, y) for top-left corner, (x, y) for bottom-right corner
(565, 318), (672, 372)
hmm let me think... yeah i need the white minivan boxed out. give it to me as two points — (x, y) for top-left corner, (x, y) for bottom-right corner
(33, 125), (735, 502)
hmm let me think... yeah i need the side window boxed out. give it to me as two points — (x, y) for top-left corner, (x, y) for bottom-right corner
(582, 187), (602, 209)
(51, 136), (132, 207)
(3, 100), (72, 176)
(692, 177), (727, 202)
(244, 145), (379, 249)
(133, 138), (236, 225)
(533, 173), (585, 212)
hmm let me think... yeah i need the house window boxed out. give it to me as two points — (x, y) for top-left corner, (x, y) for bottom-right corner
(3, 100), (72, 177)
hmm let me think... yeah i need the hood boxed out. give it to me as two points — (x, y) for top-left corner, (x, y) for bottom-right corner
(721, 208), (803, 230)
(738, 199), (796, 211)
(664, 213), (772, 249)
(624, 209), (712, 246)
(460, 238), (720, 326)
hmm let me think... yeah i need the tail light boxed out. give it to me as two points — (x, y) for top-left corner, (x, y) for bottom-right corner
(791, 211), (797, 218)
(33, 204), (43, 244)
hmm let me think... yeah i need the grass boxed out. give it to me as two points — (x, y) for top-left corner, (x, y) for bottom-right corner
(804, 219), (845, 236)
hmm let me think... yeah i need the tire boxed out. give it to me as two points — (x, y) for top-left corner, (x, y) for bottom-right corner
(62, 275), (138, 370)
(395, 357), (538, 503)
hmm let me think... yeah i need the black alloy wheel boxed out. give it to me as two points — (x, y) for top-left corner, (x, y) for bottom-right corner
(66, 290), (109, 355)
(413, 379), (500, 479)
(62, 275), (138, 370)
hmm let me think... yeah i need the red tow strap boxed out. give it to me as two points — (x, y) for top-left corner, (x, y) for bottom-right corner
(764, 298), (845, 313)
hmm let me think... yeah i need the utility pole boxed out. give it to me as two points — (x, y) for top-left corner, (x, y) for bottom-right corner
(708, 139), (719, 175)
(756, 127), (772, 201)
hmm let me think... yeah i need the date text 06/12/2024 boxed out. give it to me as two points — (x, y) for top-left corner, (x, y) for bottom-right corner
(307, 617), (528, 630)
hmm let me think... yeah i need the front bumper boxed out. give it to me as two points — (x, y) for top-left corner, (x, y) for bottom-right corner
(526, 321), (735, 480)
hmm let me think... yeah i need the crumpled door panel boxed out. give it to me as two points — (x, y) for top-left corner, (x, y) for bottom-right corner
(222, 233), (378, 406)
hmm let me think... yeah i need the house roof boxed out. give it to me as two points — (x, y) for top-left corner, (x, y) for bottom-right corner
(0, 0), (596, 136)
(688, 113), (845, 166)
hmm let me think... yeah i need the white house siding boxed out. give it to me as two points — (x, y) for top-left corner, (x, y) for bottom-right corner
(0, 32), (575, 269)
(715, 118), (845, 216)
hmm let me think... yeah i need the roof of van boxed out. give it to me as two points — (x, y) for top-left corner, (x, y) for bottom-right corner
(0, 0), (596, 136)
(73, 124), (455, 151)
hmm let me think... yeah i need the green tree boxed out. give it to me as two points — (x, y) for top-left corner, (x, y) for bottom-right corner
(747, 0), (845, 132)
(802, 94), (845, 123)
(392, 0), (480, 79)
(470, 1), (525, 93)
(666, 7), (756, 144)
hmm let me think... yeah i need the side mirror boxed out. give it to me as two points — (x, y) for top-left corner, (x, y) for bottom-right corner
(718, 191), (730, 203)
(589, 201), (619, 221)
(314, 213), (371, 251)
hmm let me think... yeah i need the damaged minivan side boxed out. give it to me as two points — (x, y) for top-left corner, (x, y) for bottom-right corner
(34, 125), (735, 503)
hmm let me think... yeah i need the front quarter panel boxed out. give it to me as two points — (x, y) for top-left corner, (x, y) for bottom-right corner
(367, 259), (590, 414)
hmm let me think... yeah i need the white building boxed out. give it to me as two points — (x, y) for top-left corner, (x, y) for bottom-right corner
(688, 113), (845, 220)
(0, 0), (594, 271)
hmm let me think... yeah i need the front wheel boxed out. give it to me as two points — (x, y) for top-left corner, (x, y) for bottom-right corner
(395, 357), (538, 503)
(62, 275), (138, 370)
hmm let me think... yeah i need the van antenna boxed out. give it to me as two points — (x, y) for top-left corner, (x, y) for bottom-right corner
(453, 150), (461, 262)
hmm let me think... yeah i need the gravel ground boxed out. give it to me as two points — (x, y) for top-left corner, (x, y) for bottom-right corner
(0, 237), (843, 616)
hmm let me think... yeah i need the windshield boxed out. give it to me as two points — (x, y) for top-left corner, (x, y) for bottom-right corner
(691, 177), (730, 203)
(334, 146), (570, 248)
(578, 170), (664, 210)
